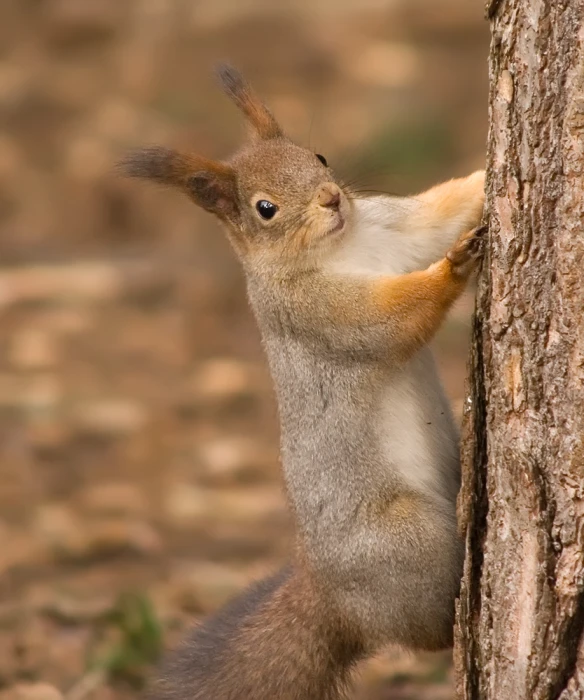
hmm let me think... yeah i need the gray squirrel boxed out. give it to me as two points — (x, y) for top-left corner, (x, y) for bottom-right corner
(120, 65), (485, 700)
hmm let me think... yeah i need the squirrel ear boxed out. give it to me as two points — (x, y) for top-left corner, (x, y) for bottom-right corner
(118, 146), (239, 220)
(185, 171), (238, 219)
(217, 64), (283, 140)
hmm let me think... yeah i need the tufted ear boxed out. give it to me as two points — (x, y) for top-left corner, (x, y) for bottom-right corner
(217, 64), (283, 140)
(118, 146), (239, 221)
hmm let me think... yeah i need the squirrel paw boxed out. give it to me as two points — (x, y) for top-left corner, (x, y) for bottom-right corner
(446, 225), (486, 276)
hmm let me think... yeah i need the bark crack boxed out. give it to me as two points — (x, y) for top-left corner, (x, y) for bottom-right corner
(551, 594), (584, 699)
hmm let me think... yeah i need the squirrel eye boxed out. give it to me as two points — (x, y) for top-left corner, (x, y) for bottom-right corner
(256, 200), (278, 220)
(316, 154), (328, 167)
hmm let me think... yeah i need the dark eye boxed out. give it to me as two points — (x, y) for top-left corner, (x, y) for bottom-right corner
(256, 200), (278, 220)
(316, 154), (328, 167)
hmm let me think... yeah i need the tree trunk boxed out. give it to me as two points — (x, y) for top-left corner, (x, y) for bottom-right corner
(454, 2), (584, 699)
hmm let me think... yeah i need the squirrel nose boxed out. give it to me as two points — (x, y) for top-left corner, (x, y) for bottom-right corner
(316, 183), (342, 210)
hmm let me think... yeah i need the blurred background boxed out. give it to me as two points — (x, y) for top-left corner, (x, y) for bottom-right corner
(0, 1), (488, 699)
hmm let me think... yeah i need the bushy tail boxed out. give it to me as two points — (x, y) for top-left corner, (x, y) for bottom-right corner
(151, 566), (363, 700)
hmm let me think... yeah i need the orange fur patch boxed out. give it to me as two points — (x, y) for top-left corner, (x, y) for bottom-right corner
(414, 171), (485, 233)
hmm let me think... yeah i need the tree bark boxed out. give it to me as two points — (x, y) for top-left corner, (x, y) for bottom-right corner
(454, 2), (584, 699)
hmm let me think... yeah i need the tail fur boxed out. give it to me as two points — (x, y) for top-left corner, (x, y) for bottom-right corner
(151, 566), (363, 700)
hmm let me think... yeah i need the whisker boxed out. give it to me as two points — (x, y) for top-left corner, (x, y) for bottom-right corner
(341, 178), (425, 209)
(283, 211), (310, 259)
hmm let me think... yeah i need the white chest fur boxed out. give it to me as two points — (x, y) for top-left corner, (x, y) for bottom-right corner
(324, 195), (463, 501)
(377, 348), (460, 501)
(326, 195), (468, 277)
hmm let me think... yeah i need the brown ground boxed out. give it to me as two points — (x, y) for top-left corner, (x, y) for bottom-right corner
(0, 2), (488, 699)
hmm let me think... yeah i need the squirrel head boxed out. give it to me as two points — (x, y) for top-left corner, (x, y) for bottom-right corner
(119, 65), (352, 269)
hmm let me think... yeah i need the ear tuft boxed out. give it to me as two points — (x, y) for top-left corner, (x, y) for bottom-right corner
(216, 63), (283, 140)
(117, 147), (184, 185)
(117, 147), (234, 187)
(216, 64), (247, 102)
(117, 146), (238, 222)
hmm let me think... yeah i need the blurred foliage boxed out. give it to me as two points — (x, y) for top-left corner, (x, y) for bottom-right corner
(87, 593), (163, 689)
(342, 116), (457, 194)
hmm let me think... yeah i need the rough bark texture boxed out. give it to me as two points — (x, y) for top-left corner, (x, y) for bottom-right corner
(454, 1), (584, 699)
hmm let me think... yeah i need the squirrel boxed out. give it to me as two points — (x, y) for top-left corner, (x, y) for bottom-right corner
(119, 66), (485, 700)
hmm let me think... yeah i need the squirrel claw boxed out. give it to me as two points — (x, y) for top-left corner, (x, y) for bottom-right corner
(446, 225), (486, 275)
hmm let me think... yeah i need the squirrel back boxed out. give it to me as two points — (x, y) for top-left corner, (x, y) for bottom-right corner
(121, 65), (485, 699)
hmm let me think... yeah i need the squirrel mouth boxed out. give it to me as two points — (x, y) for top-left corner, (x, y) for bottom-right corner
(329, 216), (345, 234)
